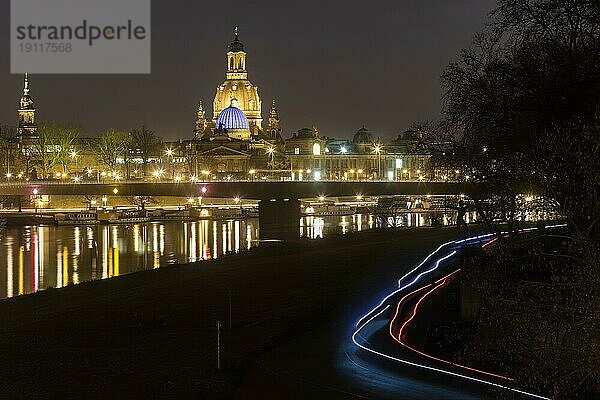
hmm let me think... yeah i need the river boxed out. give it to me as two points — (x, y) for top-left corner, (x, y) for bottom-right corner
(0, 211), (464, 299)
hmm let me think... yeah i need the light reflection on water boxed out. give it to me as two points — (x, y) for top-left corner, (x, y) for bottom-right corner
(299, 211), (467, 239)
(0, 212), (465, 299)
(0, 219), (258, 299)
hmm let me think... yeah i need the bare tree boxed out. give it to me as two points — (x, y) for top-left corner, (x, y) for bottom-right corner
(93, 129), (130, 173)
(0, 126), (18, 178)
(130, 126), (162, 178)
(31, 123), (82, 178)
(56, 124), (81, 174)
(435, 0), (600, 235)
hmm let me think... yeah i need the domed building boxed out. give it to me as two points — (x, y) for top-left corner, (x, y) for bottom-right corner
(352, 126), (374, 145)
(183, 28), (287, 178)
(352, 126), (376, 153)
(213, 29), (262, 135)
(215, 98), (251, 140)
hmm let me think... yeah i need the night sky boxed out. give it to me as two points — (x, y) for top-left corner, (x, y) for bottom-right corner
(0, 0), (496, 141)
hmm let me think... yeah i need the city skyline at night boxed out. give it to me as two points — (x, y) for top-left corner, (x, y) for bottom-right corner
(0, 0), (496, 140)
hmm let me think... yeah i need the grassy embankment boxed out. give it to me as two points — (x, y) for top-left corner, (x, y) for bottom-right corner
(0, 227), (459, 399)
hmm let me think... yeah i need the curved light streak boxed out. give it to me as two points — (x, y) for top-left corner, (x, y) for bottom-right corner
(351, 223), (568, 400)
(352, 312), (550, 400)
(356, 232), (501, 329)
(391, 269), (513, 381)
(481, 237), (498, 248)
(356, 249), (457, 330)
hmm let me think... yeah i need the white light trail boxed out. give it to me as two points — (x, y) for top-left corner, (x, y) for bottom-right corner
(351, 223), (568, 399)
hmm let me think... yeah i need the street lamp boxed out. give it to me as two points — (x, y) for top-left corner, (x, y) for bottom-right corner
(165, 148), (175, 181)
(152, 169), (164, 181)
(69, 150), (79, 176)
(373, 143), (383, 181)
(33, 188), (39, 213)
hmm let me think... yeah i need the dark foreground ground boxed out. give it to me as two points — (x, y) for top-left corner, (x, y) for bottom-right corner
(0, 227), (460, 399)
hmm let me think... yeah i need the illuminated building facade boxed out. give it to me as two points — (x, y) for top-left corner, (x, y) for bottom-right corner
(8, 30), (434, 182)
(213, 28), (262, 135)
(284, 126), (431, 181)
(17, 73), (37, 140)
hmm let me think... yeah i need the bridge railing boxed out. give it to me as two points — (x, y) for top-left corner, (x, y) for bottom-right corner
(0, 178), (457, 186)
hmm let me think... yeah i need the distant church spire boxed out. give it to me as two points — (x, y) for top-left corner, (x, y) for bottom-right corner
(18, 73), (37, 139)
(23, 73), (30, 96)
(268, 99), (282, 142)
(195, 100), (208, 138)
(269, 99), (279, 119)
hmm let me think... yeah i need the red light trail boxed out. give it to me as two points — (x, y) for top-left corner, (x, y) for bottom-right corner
(389, 267), (513, 381)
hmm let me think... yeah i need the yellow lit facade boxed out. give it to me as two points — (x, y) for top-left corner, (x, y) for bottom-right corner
(9, 28), (437, 182)
(213, 28), (262, 135)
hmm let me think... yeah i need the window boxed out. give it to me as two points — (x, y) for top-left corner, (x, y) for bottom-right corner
(312, 143), (321, 156)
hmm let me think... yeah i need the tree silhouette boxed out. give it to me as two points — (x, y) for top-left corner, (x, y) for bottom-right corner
(93, 129), (130, 173)
(437, 0), (600, 237)
(130, 126), (162, 178)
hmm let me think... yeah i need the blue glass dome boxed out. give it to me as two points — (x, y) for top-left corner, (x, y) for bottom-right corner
(215, 102), (249, 130)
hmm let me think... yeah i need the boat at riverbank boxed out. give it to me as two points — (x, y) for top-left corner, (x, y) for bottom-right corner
(55, 212), (100, 225)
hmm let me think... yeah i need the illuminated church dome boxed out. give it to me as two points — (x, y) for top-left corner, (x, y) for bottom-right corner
(215, 99), (251, 140)
(213, 28), (262, 135)
(216, 99), (249, 129)
(353, 126), (374, 144)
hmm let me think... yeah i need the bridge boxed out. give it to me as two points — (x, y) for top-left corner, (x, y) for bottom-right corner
(0, 181), (482, 239)
(0, 181), (480, 198)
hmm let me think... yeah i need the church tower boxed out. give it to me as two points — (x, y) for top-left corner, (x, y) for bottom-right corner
(268, 99), (282, 142)
(226, 27), (247, 81)
(213, 28), (262, 134)
(18, 73), (37, 139)
(194, 100), (208, 139)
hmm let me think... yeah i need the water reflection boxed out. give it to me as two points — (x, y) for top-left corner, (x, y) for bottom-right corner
(0, 212), (468, 299)
(0, 219), (258, 299)
(299, 211), (468, 239)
